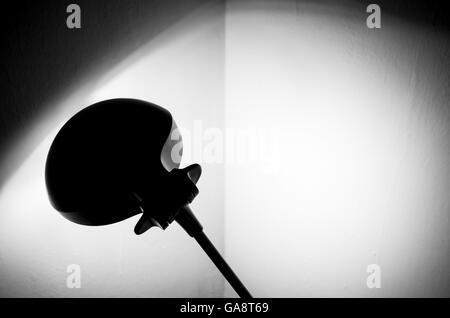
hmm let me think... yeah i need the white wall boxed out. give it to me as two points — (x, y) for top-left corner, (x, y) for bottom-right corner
(224, 0), (450, 297)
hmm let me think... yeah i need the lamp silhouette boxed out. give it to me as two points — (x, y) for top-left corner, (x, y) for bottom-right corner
(45, 98), (252, 298)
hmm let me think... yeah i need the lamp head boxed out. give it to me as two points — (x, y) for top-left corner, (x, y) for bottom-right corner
(45, 98), (201, 234)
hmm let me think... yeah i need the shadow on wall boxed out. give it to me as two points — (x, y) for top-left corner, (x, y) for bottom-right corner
(0, 0), (213, 188)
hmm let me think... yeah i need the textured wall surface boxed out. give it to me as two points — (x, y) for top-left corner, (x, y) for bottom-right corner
(225, 0), (450, 297)
(0, 0), (449, 297)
